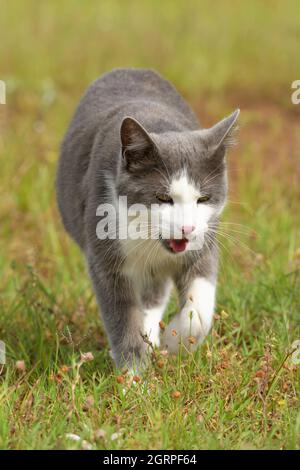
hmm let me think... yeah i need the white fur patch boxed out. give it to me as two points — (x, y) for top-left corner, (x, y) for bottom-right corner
(162, 277), (216, 353)
(117, 198), (165, 284)
(143, 306), (164, 347)
(169, 173), (199, 204)
(160, 172), (215, 246)
(143, 281), (172, 347)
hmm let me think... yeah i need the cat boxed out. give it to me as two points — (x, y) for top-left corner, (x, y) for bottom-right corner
(56, 68), (239, 371)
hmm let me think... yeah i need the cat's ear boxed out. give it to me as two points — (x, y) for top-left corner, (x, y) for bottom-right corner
(200, 109), (240, 154)
(120, 116), (157, 170)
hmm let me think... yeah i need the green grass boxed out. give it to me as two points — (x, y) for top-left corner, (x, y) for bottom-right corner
(0, 0), (300, 450)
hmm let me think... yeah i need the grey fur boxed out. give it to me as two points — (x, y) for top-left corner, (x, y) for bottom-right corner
(56, 68), (239, 369)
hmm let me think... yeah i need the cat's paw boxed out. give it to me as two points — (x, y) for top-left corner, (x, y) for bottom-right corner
(161, 300), (210, 354)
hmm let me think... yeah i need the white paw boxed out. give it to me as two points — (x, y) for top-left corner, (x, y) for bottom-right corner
(143, 307), (163, 348)
(145, 329), (160, 348)
(161, 299), (211, 354)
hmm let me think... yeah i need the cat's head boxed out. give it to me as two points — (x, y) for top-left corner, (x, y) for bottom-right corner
(117, 110), (239, 255)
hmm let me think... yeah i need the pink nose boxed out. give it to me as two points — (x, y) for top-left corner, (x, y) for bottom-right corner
(182, 225), (195, 235)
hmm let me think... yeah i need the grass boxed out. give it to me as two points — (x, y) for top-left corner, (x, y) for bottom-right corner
(0, 0), (300, 450)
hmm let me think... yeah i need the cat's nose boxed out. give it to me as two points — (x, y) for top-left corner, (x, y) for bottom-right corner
(182, 225), (195, 236)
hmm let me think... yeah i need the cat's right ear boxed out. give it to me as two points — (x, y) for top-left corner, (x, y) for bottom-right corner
(200, 109), (240, 154)
(120, 116), (157, 171)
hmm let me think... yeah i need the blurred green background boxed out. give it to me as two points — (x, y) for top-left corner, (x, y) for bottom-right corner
(1, 0), (300, 97)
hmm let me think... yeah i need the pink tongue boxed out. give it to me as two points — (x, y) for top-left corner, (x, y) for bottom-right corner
(169, 239), (188, 253)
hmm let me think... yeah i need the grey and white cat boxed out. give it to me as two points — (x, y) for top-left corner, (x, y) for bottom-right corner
(56, 68), (239, 371)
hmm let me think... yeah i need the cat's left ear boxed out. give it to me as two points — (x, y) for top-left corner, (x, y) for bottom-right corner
(200, 109), (240, 153)
(120, 116), (157, 171)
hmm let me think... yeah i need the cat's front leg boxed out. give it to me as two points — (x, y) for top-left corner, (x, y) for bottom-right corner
(141, 279), (172, 348)
(87, 254), (147, 371)
(162, 277), (216, 354)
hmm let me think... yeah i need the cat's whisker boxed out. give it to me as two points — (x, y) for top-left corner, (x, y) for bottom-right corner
(201, 160), (224, 186)
(209, 225), (251, 237)
(226, 199), (249, 208)
(210, 221), (252, 234)
(207, 228), (256, 256)
(153, 167), (171, 188)
(201, 172), (223, 189)
(205, 230), (233, 264)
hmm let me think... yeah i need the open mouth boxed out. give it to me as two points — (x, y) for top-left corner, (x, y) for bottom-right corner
(166, 238), (189, 253)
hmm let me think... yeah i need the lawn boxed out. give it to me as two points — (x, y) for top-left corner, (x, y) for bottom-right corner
(0, 0), (300, 450)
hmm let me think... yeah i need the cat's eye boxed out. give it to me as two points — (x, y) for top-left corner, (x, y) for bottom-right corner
(156, 193), (174, 204)
(197, 195), (210, 203)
